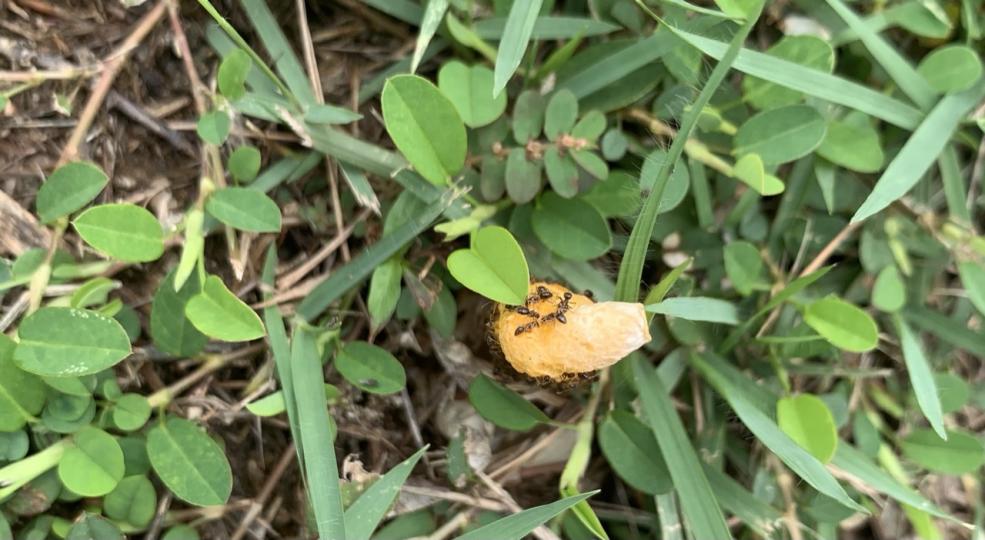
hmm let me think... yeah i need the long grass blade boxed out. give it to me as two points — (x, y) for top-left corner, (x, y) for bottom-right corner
(690, 352), (867, 513)
(669, 28), (924, 129)
(632, 357), (732, 538)
(239, 0), (316, 105)
(344, 446), (428, 540)
(475, 16), (619, 39)
(297, 190), (460, 321)
(411, 0), (449, 73)
(493, 0), (544, 97)
(291, 325), (345, 539)
(938, 145), (972, 225)
(851, 77), (985, 222)
(702, 464), (783, 537)
(454, 491), (597, 540)
(905, 306), (985, 356)
(824, 0), (936, 109)
(557, 33), (673, 99)
(362, 0), (422, 25)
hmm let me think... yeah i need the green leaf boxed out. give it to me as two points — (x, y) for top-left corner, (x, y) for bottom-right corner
(468, 373), (549, 431)
(647, 297), (740, 325)
(151, 269), (208, 357)
(571, 110), (606, 141)
(424, 284), (457, 338)
(147, 418), (233, 506)
(447, 225), (529, 305)
(0, 335), (45, 431)
(113, 394), (151, 432)
(70, 277), (118, 309)
(901, 428), (985, 475)
(817, 112), (885, 173)
(724, 241), (765, 295)
(162, 525), (200, 540)
(291, 326), (346, 539)
(66, 515), (123, 540)
(206, 187), (282, 232)
(690, 353), (866, 513)
(640, 149), (689, 210)
(732, 153), (784, 196)
(475, 16), (619, 39)
(733, 105), (826, 164)
(217, 48), (251, 100)
(935, 372), (970, 414)
(581, 170), (640, 217)
(598, 411), (672, 495)
(872, 265), (906, 312)
(410, 0), (448, 73)
(104, 475), (157, 528)
(455, 491), (597, 540)
(36, 161), (108, 223)
(73, 203), (164, 262)
(544, 89), (578, 140)
(777, 394), (838, 463)
(742, 35), (834, 109)
(14, 307), (131, 377)
(493, 0), (543, 96)
(570, 149), (608, 180)
(335, 341), (406, 395)
(344, 447), (427, 540)
(803, 296), (878, 352)
(174, 209), (204, 292)
(439, 61), (507, 127)
(185, 275), (265, 342)
(852, 78), (985, 223)
(227, 146), (262, 182)
(382, 75), (467, 185)
(196, 110), (231, 145)
(512, 90), (545, 143)
(58, 427), (124, 497)
(957, 261), (985, 317)
(304, 104), (363, 125)
(368, 257), (403, 332)
(246, 384), (340, 417)
(917, 45), (983, 93)
(544, 147), (579, 198)
(893, 316), (946, 440)
(531, 192), (611, 261)
(504, 149), (543, 204)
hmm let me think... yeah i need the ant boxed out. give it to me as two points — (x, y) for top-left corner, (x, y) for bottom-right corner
(516, 306), (540, 318)
(583, 289), (594, 300)
(537, 285), (552, 299)
(514, 321), (539, 335)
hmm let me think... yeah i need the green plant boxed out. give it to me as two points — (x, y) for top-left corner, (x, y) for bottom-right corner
(2, 0), (985, 538)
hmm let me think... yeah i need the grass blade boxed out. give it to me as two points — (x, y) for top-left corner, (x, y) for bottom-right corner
(239, 0), (316, 104)
(646, 297), (740, 325)
(557, 33), (673, 99)
(454, 491), (597, 540)
(892, 315), (946, 439)
(851, 77), (985, 222)
(297, 190), (460, 321)
(939, 145), (971, 225)
(344, 446), (428, 540)
(831, 443), (952, 520)
(411, 0), (449, 73)
(632, 357), (732, 538)
(493, 0), (544, 97)
(362, 0), (422, 25)
(669, 28), (924, 129)
(474, 16), (619, 39)
(824, 0), (936, 109)
(291, 325), (345, 539)
(339, 162), (382, 214)
(654, 493), (684, 540)
(905, 306), (985, 357)
(702, 464), (783, 537)
(690, 352), (867, 513)
(616, 1), (761, 303)
(261, 248), (305, 472)
(661, 0), (738, 19)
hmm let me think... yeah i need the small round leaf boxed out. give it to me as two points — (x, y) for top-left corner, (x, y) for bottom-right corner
(217, 49), (251, 100)
(916, 45), (983, 93)
(531, 192), (611, 261)
(36, 161), (108, 224)
(467, 373), (549, 431)
(73, 203), (164, 262)
(185, 275), (265, 342)
(113, 394), (151, 432)
(196, 110), (231, 145)
(734, 105), (827, 164)
(447, 226), (530, 305)
(438, 61), (507, 127)
(335, 341), (407, 394)
(206, 187), (282, 233)
(803, 296), (878, 353)
(227, 146), (262, 183)
(777, 394), (838, 463)
(58, 427), (125, 497)
(104, 475), (157, 528)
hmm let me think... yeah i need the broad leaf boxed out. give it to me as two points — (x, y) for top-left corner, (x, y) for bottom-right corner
(58, 427), (124, 497)
(185, 275), (265, 342)
(531, 192), (611, 261)
(900, 429), (985, 475)
(438, 61), (507, 127)
(598, 411), (672, 494)
(447, 226), (529, 305)
(14, 307), (131, 377)
(206, 187), (282, 232)
(36, 161), (108, 223)
(803, 296), (878, 352)
(0, 334), (45, 431)
(468, 373), (549, 431)
(734, 105), (826, 164)
(147, 418), (233, 506)
(777, 394), (838, 463)
(335, 341), (406, 394)
(73, 204), (164, 262)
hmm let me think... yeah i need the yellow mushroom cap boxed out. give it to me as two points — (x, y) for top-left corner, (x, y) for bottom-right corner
(492, 282), (651, 380)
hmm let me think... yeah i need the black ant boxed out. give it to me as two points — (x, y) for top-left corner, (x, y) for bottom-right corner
(514, 321), (539, 335)
(556, 313), (567, 324)
(516, 306), (540, 318)
(583, 289), (594, 300)
(537, 285), (552, 299)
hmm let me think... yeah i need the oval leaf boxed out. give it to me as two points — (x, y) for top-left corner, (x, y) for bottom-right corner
(438, 61), (507, 127)
(468, 373), (549, 431)
(147, 418), (233, 506)
(104, 475), (157, 528)
(73, 203), (164, 262)
(803, 296), (878, 352)
(531, 192), (611, 261)
(335, 341), (406, 395)
(447, 226), (529, 305)
(217, 49), (251, 100)
(382, 75), (466, 185)
(58, 427), (125, 497)
(916, 45), (983, 93)
(777, 394), (838, 463)
(598, 410), (672, 494)
(36, 161), (108, 224)
(185, 275), (265, 342)
(0, 335), (45, 431)
(14, 307), (131, 377)
(734, 105), (827, 164)
(150, 269), (208, 357)
(196, 110), (230, 145)
(227, 146), (262, 183)
(206, 187), (282, 233)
